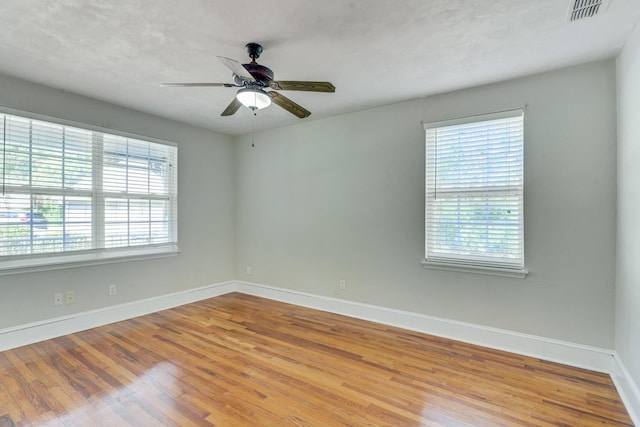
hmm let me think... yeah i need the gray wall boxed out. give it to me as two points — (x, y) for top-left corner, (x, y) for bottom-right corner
(235, 61), (617, 348)
(0, 74), (236, 329)
(616, 23), (640, 387)
(0, 60), (621, 352)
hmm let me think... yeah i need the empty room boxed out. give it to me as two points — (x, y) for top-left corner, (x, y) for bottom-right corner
(1, 0), (639, 425)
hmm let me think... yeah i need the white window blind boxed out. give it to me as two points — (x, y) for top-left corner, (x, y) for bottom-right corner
(0, 111), (177, 267)
(424, 109), (524, 274)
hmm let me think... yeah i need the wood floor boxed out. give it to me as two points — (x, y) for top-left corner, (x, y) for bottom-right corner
(0, 293), (633, 426)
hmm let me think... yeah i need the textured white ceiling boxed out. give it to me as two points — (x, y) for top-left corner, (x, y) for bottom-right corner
(1, 0), (639, 135)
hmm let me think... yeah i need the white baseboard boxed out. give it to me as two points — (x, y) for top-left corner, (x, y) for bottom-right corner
(235, 281), (614, 373)
(611, 352), (640, 425)
(1, 279), (636, 423)
(0, 281), (235, 352)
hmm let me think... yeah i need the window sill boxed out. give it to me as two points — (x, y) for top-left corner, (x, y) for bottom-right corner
(421, 259), (528, 279)
(0, 245), (179, 276)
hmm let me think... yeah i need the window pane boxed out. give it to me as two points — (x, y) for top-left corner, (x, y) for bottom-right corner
(64, 197), (92, 251)
(0, 193), (95, 255)
(105, 198), (154, 248)
(129, 199), (150, 245)
(150, 222), (169, 244)
(103, 197), (173, 248)
(150, 200), (169, 244)
(2, 116), (31, 186)
(0, 194), (32, 256)
(103, 136), (172, 196)
(105, 198), (128, 248)
(64, 127), (93, 190)
(31, 120), (64, 188)
(128, 161), (150, 194)
(105, 223), (129, 248)
(103, 134), (128, 193)
(427, 194), (522, 260)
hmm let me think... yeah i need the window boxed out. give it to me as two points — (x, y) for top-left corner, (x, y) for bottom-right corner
(0, 110), (177, 272)
(423, 109), (525, 277)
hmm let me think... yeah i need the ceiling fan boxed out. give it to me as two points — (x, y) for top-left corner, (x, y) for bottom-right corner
(162, 43), (335, 118)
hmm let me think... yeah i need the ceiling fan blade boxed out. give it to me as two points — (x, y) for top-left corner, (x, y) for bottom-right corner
(268, 92), (311, 118)
(217, 56), (255, 82)
(161, 82), (235, 87)
(270, 81), (335, 93)
(221, 97), (243, 116)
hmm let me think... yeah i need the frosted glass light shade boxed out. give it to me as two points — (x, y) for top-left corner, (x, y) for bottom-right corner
(236, 88), (271, 110)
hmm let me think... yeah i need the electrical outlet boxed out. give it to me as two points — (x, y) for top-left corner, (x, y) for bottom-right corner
(339, 280), (346, 290)
(65, 291), (75, 305)
(54, 293), (63, 306)
(109, 284), (117, 296)
(246, 265), (252, 275)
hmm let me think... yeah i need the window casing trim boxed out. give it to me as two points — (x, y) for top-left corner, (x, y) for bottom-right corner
(423, 108), (525, 277)
(421, 259), (528, 278)
(422, 108), (525, 131)
(0, 244), (179, 276)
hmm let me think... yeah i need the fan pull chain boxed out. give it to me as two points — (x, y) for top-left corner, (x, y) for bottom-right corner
(251, 113), (255, 148)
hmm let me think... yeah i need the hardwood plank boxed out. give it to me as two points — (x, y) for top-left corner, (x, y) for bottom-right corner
(0, 293), (633, 426)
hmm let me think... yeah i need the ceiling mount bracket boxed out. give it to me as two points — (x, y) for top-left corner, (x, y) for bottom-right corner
(245, 43), (263, 63)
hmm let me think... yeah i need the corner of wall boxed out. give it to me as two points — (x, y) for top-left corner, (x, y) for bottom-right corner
(614, 14), (640, 421)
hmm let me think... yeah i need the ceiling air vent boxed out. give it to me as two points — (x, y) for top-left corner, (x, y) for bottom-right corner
(567, 0), (611, 22)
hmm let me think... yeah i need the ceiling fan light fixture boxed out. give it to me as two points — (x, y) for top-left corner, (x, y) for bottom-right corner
(236, 87), (271, 110)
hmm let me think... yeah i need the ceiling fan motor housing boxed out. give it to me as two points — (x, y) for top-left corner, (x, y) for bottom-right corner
(235, 63), (274, 86)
